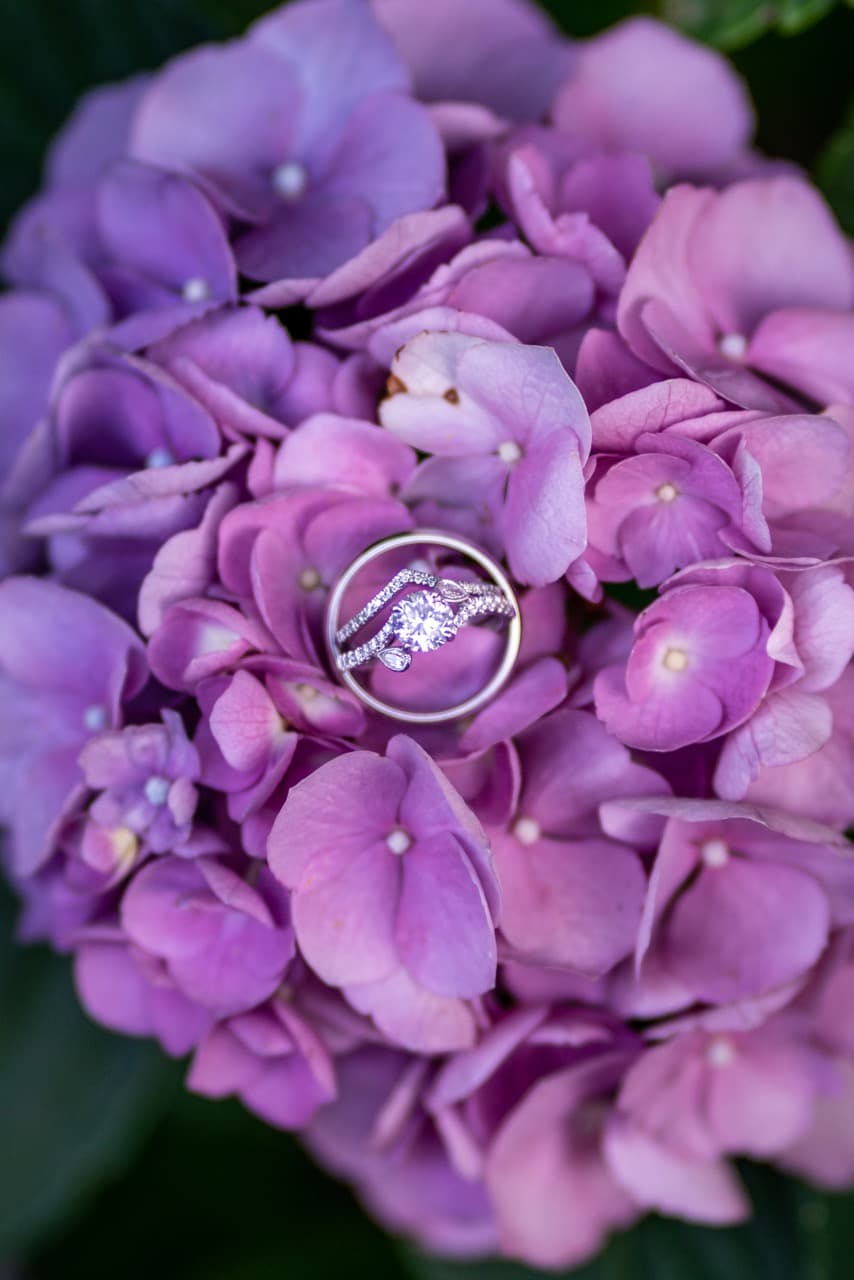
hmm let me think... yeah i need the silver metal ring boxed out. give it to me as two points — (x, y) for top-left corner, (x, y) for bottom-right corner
(325, 531), (522, 724)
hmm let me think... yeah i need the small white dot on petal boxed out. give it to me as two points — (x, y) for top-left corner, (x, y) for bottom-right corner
(701, 838), (730, 868)
(144, 775), (171, 807)
(513, 816), (541, 846)
(386, 828), (412, 856)
(181, 276), (210, 303)
(656, 482), (679, 503)
(497, 440), (522, 465)
(83, 704), (108, 732)
(706, 1036), (737, 1068)
(299, 568), (322, 591)
(145, 447), (174, 469)
(663, 647), (689, 672)
(719, 332), (748, 361)
(272, 161), (309, 201)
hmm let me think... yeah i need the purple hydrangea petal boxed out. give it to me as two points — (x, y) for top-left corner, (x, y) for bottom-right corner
(395, 829), (496, 998)
(493, 833), (645, 974)
(553, 18), (753, 180)
(373, 0), (571, 122)
(665, 857), (829, 1002)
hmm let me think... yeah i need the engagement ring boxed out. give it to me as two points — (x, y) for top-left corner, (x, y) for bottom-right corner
(326, 531), (521, 724)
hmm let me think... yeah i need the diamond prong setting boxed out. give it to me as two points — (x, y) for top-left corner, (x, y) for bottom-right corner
(389, 591), (456, 653)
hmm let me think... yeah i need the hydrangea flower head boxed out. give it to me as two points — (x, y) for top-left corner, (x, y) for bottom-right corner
(2, 0), (854, 1269)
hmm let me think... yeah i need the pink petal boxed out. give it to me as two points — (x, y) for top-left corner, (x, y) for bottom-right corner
(291, 839), (401, 987)
(665, 857), (829, 1002)
(345, 968), (477, 1053)
(396, 831), (496, 998)
(493, 833), (645, 975)
(604, 1114), (749, 1223)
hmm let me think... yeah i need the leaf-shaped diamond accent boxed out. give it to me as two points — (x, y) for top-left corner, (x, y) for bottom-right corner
(438, 579), (469, 602)
(378, 648), (412, 672)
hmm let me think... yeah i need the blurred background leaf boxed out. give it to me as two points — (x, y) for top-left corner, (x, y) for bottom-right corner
(3, 0), (854, 1276)
(28, 1087), (405, 1280)
(817, 101), (854, 232)
(661, 0), (838, 48)
(0, 884), (176, 1260)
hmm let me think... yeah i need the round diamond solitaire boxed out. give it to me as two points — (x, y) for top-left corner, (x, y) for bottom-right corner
(390, 591), (455, 653)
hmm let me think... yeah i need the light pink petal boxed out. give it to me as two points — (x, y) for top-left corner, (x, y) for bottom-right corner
(208, 669), (283, 773)
(714, 689), (833, 799)
(781, 1061), (854, 1189)
(275, 414), (415, 495)
(268, 749), (404, 885)
(708, 1038), (820, 1156)
(689, 177), (853, 336)
(487, 1063), (638, 1270)
(590, 379), (725, 453)
(396, 831), (496, 998)
(503, 430), (587, 585)
(380, 332), (507, 454)
(665, 857), (829, 1002)
(603, 1115), (749, 1223)
(345, 968), (477, 1053)
(789, 567), (854, 692)
(554, 18), (753, 179)
(749, 308), (854, 406)
(291, 840), (401, 987)
(493, 833), (645, 975)
(617, 185), (714, 373)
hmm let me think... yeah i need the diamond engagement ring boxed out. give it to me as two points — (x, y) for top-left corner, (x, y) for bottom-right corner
(326, 531), (522, 724)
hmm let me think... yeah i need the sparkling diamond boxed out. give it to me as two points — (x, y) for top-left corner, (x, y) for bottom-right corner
(391, 591), (456, 653)
(378, 648), (412, 672)
(438, 578), (469, 602)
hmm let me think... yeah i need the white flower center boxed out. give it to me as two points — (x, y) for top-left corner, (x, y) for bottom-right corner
(662, 646), (689, 672)
(706, 1036), (737, 1068)
(83, 704), (108, 732)
(656, 482), (679, 503)
(513, 816), (541, 846)
(386, 828), (412, 856)
(181, 276), (210, 303)
(272, 161), (309, 202)
(145, 447), (175, 469)
(299, 568), (322, 591)
(701, 837), (730, 868)
(144, 775), (171, 807)
(719, 332), (747, 361)
(497, 440), (522, 465)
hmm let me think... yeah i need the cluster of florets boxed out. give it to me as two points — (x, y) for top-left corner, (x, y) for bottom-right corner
(2, 0), (854, 1267)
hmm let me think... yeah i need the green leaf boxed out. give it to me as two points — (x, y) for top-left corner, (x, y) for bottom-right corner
(816, 103), (854, 234)
(29, 1089), (407, 1280)
(776, 0), (839, 32)
(0, 884), (178, 1259)
(660, 0), (837, 47)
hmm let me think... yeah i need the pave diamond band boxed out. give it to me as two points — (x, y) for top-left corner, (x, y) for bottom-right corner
(334, 574), (515, 673)
(325, 531), (522, 725)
